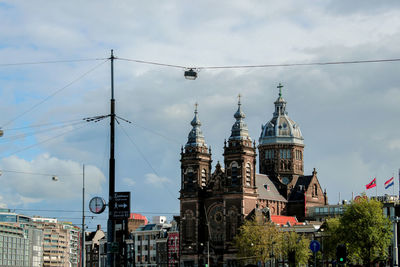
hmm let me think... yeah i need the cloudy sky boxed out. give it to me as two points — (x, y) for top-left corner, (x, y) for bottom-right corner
(1, 1), (400, 230)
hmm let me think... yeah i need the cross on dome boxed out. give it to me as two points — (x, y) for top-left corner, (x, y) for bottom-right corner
(277, 83), (283, 97)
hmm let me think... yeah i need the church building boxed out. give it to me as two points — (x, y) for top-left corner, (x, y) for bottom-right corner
(179, 84), (327, 267)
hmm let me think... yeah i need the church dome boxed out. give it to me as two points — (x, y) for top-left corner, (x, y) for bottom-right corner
(229, 95), (252, 142)
(259, 84), (304, 145)
(186, 104), (207, 148)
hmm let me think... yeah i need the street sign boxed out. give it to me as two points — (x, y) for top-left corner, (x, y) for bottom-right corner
(309, 240), (321, 253)
(112, 191), (130, 219)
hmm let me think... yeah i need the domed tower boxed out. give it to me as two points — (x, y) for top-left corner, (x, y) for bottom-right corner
(258, 84), (304, 196)
(180, 104), (212, 263)
(223, 95), (257, 194)
(180, 104), (212, 196)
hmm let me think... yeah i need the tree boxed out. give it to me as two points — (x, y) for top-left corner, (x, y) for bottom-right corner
(234, 219), (282, 265)
(281, 231), (311, 266)
(322, 217), (342, 261)
(340, 197), (392, 266)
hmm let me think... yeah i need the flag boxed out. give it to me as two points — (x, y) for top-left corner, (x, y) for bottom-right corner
(366, 178), (376, 190)
(384, 177), (394, 189)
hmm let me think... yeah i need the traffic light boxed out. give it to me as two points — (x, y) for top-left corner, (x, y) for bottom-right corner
(336, 244), (347, 263)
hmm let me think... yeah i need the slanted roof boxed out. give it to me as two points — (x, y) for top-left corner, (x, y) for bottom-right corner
(289, 175), (313, 201)
(129, 213), (148, 225)
(270, 215), (300, 226)
(256, 174), (287, 202)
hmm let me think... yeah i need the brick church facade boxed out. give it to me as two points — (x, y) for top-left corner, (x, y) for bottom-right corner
(179, 84), (327, 267)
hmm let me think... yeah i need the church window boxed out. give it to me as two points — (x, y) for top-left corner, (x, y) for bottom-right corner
(185, 168), (195, 190)
(313, 184), (318, 197)
(201, 169), (207, 187)
(265, 150), (275, 159)
(231, 162), (239, 186)
(245, 163), (251, 186)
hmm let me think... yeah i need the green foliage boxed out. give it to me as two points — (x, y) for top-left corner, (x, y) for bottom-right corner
(324, 198), (392, 265)
(340, 198), (392, 265)
(234, 219), (311, 265)
(234, 219), (281, 264)
(323, 217), (341, 260)
(281, 231), (311, 265)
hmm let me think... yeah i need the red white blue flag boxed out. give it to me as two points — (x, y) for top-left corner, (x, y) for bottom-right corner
(384, 177), (394, 189)
(366, 178), (377, 190)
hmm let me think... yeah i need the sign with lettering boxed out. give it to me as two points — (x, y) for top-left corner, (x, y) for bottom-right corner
(112, 191), (130, 219)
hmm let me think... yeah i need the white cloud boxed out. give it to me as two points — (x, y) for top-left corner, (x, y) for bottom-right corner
(122, 177), (136, 187)
(0, 154), (106, 206)
(144, 173), (171, 187)
(0, 0), (400, 218)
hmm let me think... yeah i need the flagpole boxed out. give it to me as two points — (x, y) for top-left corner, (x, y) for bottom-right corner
(393, 173), (395, 196)
(376, 177), (378, 198)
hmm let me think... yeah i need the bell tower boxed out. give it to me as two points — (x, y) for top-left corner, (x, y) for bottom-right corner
(179, 104), (211, 264)
(258, 84), (304, 196)
(223, 95), (257, 203)
(180, 103), (212, 196)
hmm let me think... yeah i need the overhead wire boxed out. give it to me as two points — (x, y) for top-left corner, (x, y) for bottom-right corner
(1, 59), (109, 128)
(11, 207), (179, 214)
(117, 56), (400, 70)
(2, 118), (85, 131)
(117, 57), (186, 69)
(0, 121), (91, 158)
(118, 123), (179, 202)
(0, 58), (107, 67)
(0, 120), (87, 143)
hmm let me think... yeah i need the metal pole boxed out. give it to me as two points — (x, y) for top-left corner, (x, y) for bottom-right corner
(82, 164), (85, 267)
(394, 217), (398, 267)
(207, 241), (210, 267)
(107, 49), (116, 267)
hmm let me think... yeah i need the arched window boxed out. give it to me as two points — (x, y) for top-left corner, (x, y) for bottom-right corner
(201, 169), (207, 187)
(185, 168), (195, 190)
(313, 184), (318, 197)
(245, 163), (251, 186)
(231, 162), (239, 186)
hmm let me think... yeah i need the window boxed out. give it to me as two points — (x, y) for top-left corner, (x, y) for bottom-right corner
(280, 149), (291, 159)
(265, 150), (274, 159)
(201, 169), (206, 187)
(313, 184), (318, 197)
(231, 162), (239, 186)
(245, 163), (251, 186)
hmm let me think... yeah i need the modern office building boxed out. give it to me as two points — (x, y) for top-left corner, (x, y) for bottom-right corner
(0, 210), (43, 267)
(32, 217), (71, 267)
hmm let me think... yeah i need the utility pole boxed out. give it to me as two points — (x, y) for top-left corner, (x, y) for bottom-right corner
(82, 164), (85, 267)
(107, 49), (116, 267)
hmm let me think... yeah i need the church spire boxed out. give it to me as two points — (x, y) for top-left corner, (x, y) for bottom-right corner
(186, 103), (207, 148)
(229, 94), (251, 141)
(274, 83), (287, 116)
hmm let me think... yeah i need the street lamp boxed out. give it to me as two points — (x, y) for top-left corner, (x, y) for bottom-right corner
(184, 68), (198, 80)
(52, 164), (86, 267)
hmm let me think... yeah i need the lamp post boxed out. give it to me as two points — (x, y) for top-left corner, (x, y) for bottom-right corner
(51, 165), (86, 267)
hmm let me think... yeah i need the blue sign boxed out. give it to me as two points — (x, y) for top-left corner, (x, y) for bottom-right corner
(309, 240), (321, 253)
